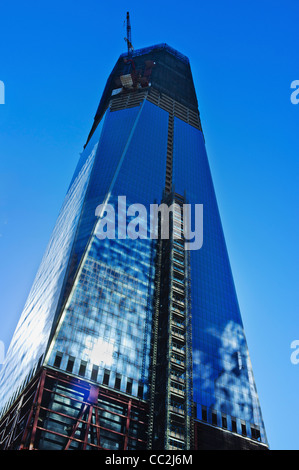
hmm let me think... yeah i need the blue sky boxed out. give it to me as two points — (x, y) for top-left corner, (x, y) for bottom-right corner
(0, 0), (298, 450)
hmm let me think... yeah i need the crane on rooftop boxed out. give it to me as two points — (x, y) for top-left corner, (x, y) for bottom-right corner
(124, 11), (134, 55)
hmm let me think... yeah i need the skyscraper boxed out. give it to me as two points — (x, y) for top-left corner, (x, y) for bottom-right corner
(0, 42), (268, 451)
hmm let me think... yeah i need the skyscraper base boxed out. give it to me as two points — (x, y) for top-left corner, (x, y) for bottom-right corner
(0, 367), (148, 450)
(194, 420), (268, 450)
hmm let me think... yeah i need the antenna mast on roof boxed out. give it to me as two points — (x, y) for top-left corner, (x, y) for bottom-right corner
(124, 11), (134, 55)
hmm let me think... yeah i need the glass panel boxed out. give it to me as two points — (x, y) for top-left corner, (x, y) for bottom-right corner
(173, 117), (266, 443)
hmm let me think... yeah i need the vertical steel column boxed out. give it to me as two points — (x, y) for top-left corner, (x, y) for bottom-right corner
(123, 399), (132, 450)
(64, 403), (89, 450)
(64, 384), (99, 450)
(82, 405), (93, 450)
(19, 369), (46, 450)
(28, 369), (46, 450)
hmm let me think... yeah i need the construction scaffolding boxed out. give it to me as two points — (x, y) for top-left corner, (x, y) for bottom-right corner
(149, 192), (194, 450)
(0, 367), (148, 450)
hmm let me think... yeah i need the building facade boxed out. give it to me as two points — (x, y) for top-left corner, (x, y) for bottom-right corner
(0, 44), (268, 450)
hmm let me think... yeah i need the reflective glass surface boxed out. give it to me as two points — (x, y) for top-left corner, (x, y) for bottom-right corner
(173, 117), (267, 443)
(46, 101), (168, 400)
(0, 119), (105, 416)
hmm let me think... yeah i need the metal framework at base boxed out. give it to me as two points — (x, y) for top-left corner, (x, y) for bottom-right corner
(0, 367), (148, 450)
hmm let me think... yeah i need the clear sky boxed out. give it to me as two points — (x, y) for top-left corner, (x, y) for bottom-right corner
(0, 0), (298, 450)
